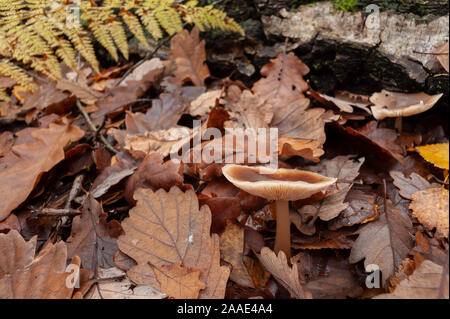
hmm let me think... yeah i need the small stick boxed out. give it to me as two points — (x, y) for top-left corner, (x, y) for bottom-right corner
(115, 33), (176, 87)
(38, 208), (81, 217)
(76, 100), (118, 154)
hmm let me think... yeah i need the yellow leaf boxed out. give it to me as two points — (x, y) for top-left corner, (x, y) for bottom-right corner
(415, 143), (449, 170)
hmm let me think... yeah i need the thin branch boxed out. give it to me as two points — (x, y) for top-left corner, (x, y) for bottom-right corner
(76, 100), (118, 154)
(115, 32), (177, 87)
(38, 208), (81, 217)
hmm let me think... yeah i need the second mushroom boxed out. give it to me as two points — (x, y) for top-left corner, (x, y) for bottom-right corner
(222, 164), (337, 259)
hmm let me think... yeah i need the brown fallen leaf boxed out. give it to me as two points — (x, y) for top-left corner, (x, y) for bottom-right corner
(188, 89), (223, 117)
(390, 171), (439, 200)
(258, 247), (312, 299)
(410, 188), (449, 239)
(328, 187), (378, 230)
(87, 267), (166, 299)
(253, 51), (326, 154)
(349, 199), (414, 286)
(0, 120), (84, 221)
(374, 260), (449, 299)
(411, 231), (448, 267)
(294, 251), (364, 299)
(219, 222), (256, 288)
(90, 160), (137, 199)
(0, 230), (80, 299)
(227, 90), (273, 130)
(67, 195), (121, 270)
(124, 153), (185, 205)
(341, 121), (404, 163)
(293, 156), (365, 235)
(169, 28), (210, 87)
(124, 126), (192, 159)
(154, 262), (205, 299)
(117, 187), (230, 299)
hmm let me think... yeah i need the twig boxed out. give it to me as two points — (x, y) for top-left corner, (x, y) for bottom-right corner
(76, 100), (118, 154)
(115, 32), (176, 87)
(16, 65), (49, 85)
(38, 208), (81, 217)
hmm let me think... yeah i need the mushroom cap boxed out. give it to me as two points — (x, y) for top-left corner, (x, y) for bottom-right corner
(369, 90), (443, 120)
(222, 164), (337, 201)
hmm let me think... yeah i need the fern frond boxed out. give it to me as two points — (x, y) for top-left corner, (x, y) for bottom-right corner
(83, 9), (119, 61)
(0, 59), (37, 92)
(120, 8), (150, 48)
(0, 0), (244, 101)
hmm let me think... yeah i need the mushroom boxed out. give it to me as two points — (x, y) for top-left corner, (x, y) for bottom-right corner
(222, 164), (337, 258)
(369, 90), (443, 132)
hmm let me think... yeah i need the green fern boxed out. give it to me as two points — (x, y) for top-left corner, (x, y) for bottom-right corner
(0, 0), (244, 101)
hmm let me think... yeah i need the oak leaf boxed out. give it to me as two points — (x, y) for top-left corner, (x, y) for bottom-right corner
(0, 121), (84, 221)
(349, 200), (414, 286)
(169, 28), (210, 87)
(410, 188), (449, 239)
(0, 230), (80, 299)
(188, 89), (223, 117)
(154, 262), (205, 299)
(117, 187), (230, 299)
(258, 247), (312, 299)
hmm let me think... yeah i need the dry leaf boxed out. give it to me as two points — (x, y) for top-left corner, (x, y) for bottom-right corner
(349, 200), (414, 286)
(374, 260), (448, 299)
(0, 230), (79, 299)
(169, 28), (210, 86)
(219, 222), (255, 288)
(124, 127), (192, 159)
(88, 267), (166, 299)
(410, 188), (449, 239)
(258, 247), (312, 299)
(294, 156), (365, 235)
(90, 161), (136, 198)
(390, 171), (439, 200)
(189, 90), (223, 117)
(415, 142), (449, 170)
(67, 195), (121, 269)
(253, 51), (326, 154)
(154, 262), (205, 299)
(309, 90), (372, 114)
(0, 121), (84, 221)
(124, 153), (185, 205)
(117, 187), (230, 299)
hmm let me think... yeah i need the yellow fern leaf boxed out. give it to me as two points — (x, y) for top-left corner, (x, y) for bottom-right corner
(0, 60), (36, 92)
(136, 8), (163, 40)
(109, 18), (130, 60)
(120, 9), (150, 48)
(64, 28), (100, 73)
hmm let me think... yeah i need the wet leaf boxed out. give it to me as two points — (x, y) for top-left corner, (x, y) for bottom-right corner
(390, 171), (439, 200)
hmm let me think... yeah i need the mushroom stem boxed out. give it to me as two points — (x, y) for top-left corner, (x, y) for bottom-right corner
(274, 200), (291, 259)
(395, 117), (403, 133)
